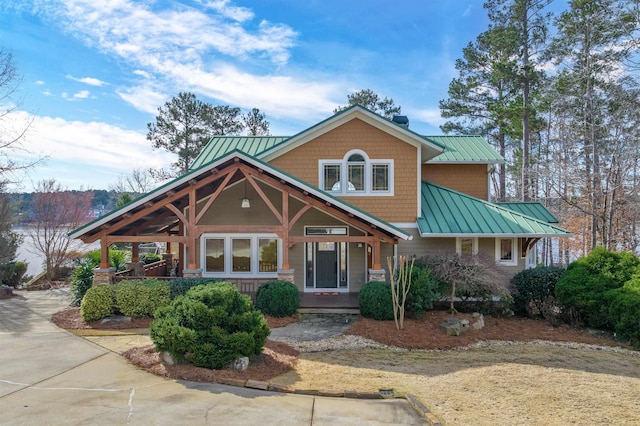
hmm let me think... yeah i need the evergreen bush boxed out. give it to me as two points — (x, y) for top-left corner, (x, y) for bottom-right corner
(556, 247), (640, 328)
(512, 266), (566, 317)
(80, 285), (115, 322)
(255, 280), (299, 317)
(608, 279), (640, 349)
(168, 277), (223, 299)
(404, 264), (439, 318)
(150, 282), (270, 369)
(114, 279), (170, 318)
(359, 281), (394, 320)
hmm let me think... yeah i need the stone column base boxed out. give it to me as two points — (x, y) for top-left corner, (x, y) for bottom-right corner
(277, 269), (295, 283)
(368, 268), (387, 282)
(93, 268), (116, 285)
(126, 261), (146, 277)
(183, 268), (203, 278)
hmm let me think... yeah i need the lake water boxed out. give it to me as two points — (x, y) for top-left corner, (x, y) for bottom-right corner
(13, 226), (100, 276)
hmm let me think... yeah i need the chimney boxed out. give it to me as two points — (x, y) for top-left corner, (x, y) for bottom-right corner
(392, 115), (409, 129)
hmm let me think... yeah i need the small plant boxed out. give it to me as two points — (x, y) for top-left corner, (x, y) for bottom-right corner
(511, 266), (566, 318)
(140, 253), (162, 265)
(0, 261), (28, 288)
(114, 279), (170, 318)
(405, 264), (440, 318)
(255, 280), (299, 317)
(359, 281), (394, 321)
(150, 282), (270, 369)
(80, 285), (115, 322)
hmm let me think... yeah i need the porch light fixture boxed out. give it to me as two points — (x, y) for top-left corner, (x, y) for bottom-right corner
(241, 180), (251, 208)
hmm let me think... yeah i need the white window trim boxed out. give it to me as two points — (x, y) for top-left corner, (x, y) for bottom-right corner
(201, 233), (281, 278)
(456, 237), (478, 255)
(319, 149), (394, 196)
(495, 238), (518, 266)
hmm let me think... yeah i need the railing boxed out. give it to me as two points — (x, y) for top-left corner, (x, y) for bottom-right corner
(144, 260), (167, 277)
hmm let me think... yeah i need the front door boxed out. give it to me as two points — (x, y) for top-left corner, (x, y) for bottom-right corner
(315, 242), (338, 288)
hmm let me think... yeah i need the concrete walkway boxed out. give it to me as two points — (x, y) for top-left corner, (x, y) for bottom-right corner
(0, 290), (426, 425)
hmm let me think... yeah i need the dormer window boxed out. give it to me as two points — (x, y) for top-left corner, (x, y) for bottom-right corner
(320, 150), (393, 196)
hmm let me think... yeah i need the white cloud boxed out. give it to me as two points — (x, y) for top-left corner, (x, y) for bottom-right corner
(62, 90), (92, 101)
(412, 108), (446, 128)
(8, 110), (174, 190)
(27, 0), (343, 120)
(66, 74), (108, 86)
(35, 80), (45, 85)
(116, 85), (168, 115)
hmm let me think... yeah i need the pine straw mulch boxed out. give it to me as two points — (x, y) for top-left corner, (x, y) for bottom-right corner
(51, 307), (628, 385)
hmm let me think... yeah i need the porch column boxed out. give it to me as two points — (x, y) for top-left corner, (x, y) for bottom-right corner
(372, 237), (382, 270)
(99, 238), (110, 269)
(131, 242), (140, 262)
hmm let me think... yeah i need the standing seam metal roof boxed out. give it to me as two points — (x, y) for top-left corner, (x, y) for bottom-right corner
(418, 182), (570, 236)
(423, 135), (504, 163)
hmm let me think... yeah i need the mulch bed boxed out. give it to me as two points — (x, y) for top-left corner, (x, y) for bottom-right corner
(50, 307), (627, 386)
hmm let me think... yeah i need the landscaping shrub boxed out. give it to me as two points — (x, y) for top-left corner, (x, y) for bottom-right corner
(80, 285), (115, 322)
(556, 247), (640, 328)
(168, 277), (223, 299)
(71, 256), (99, 306)
(359, 281), (394, 320)
(404, 264), (439, 318)
(512, 266), (566, 317)
(150, 282), (270, 369)
(140, 253), (162, 265)
(608, 278), (640, 349)
(255, 280), (299, 317)
(114, 279), (170, 318)
(0, 261), (27, 288)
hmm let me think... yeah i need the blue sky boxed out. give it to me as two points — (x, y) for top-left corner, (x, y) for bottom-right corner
(0, 0), (495, 191)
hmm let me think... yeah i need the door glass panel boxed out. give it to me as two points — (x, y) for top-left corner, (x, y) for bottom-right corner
(339, 242), (347, 288)
(232, 238), (251, 272)
(306, 242), (314, 288)
(258, 239), (278, 272)
(205, 239), (225, 272)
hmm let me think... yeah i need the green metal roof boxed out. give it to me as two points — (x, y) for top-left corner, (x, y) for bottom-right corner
(496, 202), (559, 223)
(418, 181), (570, 237)
(191, 136), (287, 169)
(424, 135), (504, 164)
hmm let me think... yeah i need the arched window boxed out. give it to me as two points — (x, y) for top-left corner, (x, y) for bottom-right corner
(319, 150), (393, 195)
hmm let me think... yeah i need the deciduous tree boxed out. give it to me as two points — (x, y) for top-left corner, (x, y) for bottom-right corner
(27, 180), (94, 282)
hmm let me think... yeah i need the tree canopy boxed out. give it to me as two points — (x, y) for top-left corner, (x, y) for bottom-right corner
(334, 89), (401, 118)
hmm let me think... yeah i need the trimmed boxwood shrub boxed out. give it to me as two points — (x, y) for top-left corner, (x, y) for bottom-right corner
(114, 279), (170, 318)
(512, 266), (566, 317)
(169, 277), (223, 299)
(608, 279), (640, 349)
(150, 282), (270, 369)
(359, 281), (394, 320)
(556, 247), (640, 328)
(255, 280), (299, 317)
(80, 285), (115, 322)
(405, 264), (440, 318)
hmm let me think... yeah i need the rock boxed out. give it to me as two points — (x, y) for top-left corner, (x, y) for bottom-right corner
(472, 312), (481, 318)
(439, 318), (462, 336)
(472, 314), (485, 330)
(159, 351), (177, 365)
(232, 357), (249, 371)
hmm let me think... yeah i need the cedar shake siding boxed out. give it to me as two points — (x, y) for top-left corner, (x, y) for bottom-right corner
(270, 118), (419, 223)
(421, 164), (489, 200)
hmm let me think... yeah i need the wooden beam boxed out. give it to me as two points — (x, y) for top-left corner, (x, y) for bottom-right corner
(289, 235), (375, 245)
(106, 235), (189, 244)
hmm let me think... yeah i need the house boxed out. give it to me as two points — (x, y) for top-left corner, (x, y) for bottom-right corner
(69, 106), (571, 298)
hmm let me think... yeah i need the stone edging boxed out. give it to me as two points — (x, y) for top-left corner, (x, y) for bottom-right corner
(212, 377), (443, 425)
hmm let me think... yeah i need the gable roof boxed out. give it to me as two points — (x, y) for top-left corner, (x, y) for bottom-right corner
(417, 181), (571, 237)
(424, 135), (504, 164)
(70, 150), (411, 242)
(191, 105), (446, 169)
(496, 202), (559, 223)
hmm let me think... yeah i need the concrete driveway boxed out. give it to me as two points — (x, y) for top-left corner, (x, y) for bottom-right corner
(0, 290), (426, 425)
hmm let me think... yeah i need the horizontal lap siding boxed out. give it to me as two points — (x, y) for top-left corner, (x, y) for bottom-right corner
(270, 119), (418, 223)
(422, 164), (489, 200)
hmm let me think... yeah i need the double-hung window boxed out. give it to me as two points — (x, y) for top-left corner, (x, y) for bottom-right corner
(320, 150), (393, 195)
(202, 234), (280, 277)
(495, 238), (517, 266)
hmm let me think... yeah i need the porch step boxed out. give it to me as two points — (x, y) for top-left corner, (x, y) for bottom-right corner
(298, 308), (360, 315)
